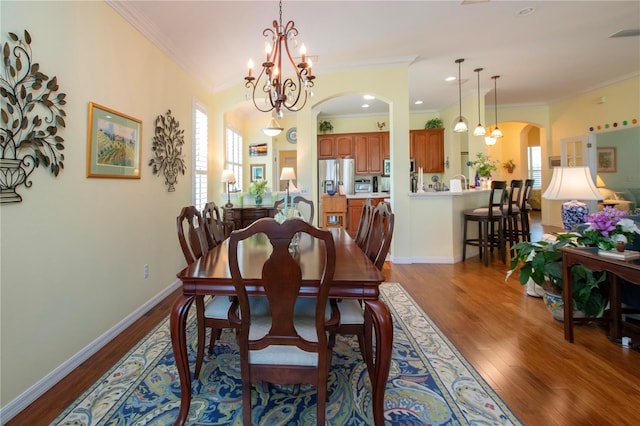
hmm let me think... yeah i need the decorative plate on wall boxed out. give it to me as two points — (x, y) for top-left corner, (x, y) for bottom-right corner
(286, 127), (297, 144)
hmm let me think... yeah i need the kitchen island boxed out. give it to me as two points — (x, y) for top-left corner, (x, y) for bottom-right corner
(407, 189), (489, 263)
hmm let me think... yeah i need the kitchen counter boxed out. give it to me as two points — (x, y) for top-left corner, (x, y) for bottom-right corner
(408, 189), (490, 198)
(346, 192), (390, 199)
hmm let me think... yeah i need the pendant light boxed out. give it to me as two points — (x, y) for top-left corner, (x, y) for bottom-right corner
(473, 68), (486, 136)
(453, 58), (467, 133)
(490, 75), (503, 139)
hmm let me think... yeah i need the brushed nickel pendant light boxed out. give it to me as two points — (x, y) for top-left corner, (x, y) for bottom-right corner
(453, 58), (468, 133)
(473, 67), (486, 137)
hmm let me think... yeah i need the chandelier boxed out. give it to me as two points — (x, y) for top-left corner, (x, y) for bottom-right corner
(244, 0), (315, 119)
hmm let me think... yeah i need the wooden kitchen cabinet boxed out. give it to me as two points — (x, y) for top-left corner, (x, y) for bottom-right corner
(410, 128), (444, 173)
(317, 134), (353, 159)
(382, 132), (390, 159)
(354, 132), (384, 175)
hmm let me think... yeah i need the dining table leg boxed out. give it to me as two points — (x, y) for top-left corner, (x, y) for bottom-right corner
(364, 299), (393, 426)
(170, 294), (195, 426)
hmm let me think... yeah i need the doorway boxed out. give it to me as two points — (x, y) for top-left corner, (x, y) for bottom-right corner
(278, 150), (297, 191)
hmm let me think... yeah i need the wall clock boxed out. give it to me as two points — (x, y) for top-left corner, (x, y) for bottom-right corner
(286, 127), (297, 144)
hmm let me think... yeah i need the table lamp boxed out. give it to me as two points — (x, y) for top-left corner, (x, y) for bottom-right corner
(221, 169), (236, 208)
(596, 174), (606, 188)
(280, 167), (296, 214)
(542, 166), (603, 231)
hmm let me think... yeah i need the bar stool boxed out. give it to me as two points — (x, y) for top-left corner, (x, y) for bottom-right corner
(520, 179), (534, 241)
(505, 179), (523, 253)
(462, 181), (508, 267)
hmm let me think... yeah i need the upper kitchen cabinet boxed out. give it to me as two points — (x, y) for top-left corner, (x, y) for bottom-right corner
(354, 132), (385, 175)
(382, 132), (390, 159)
(410, 129), (444, 173)
(318, 134), (354, 159)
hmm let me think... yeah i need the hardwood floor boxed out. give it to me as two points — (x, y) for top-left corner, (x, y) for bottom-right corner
(7, 212), (640, 425)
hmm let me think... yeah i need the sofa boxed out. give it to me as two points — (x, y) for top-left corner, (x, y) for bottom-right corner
(598, 187), (640, 212)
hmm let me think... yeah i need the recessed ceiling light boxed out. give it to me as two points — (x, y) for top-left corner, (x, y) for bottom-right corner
(414, 100), (423, 105)
(363, 94), (375, 100)
(362, 104), (370, 108)
(445, 76), (456, 82)
(516, 7), (535, 17)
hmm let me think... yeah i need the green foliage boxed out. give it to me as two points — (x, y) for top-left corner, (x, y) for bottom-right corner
(318, 120), (333, 133)
(470, 152), (498, 177)
(425, 118), (443, 129)
(507, 233), (608, 317)
(248, 179), (268, 196)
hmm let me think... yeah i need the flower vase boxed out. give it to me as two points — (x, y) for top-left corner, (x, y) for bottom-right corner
(255, 194), (262, 205)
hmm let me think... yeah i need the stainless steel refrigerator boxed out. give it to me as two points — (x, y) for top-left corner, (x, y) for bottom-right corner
(318, 158), (355, 196)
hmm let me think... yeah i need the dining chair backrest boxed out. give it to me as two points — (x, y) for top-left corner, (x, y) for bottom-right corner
(521, 179), (534, 211)
(354, 198), (374, 250)
(176, 206), (209, 264)
(202, 201), (226, 247)
(363, 202), (395, 270)
(228, 217), (336, 425)
(275, 195), (315, 224)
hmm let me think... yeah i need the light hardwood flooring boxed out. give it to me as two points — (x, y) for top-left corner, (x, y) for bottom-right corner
(7, 212), (640, 425)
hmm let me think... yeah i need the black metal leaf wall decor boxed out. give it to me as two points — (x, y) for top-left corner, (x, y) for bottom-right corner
(149, 109), (186, 192)
(0, 30), (67, 203)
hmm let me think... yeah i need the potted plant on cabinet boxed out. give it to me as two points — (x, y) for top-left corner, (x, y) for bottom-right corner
(318, 120), (333, 134)
(424, 118), (443, 129)
(507, 233), (607, 320)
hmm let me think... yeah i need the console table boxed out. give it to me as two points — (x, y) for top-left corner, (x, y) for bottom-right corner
(561, 246), (640, 343)
(223, 206), (276, 231)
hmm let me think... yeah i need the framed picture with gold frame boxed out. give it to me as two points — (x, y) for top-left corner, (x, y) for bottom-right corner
(87, 102), (142, 178)
(597, 147), (616, 173)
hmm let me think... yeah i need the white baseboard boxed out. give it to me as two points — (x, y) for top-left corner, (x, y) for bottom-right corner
(0, 280), (182, 425)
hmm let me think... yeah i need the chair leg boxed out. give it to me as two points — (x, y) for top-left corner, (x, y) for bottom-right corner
(194, 296), (206, 379)
(462, 216), (468, 261)
(481, 220), (489, 267)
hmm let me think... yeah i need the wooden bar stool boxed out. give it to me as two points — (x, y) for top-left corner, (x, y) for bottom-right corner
(462, 181), (508, 267)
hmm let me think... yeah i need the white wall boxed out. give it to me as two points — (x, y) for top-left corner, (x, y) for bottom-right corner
(0, 1), (212, 411)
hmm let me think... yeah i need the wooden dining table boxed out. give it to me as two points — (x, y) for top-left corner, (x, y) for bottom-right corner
(171, 227), (390, 426)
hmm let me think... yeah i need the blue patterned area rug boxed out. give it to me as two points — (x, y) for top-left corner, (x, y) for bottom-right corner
(53, 283), (522, 425)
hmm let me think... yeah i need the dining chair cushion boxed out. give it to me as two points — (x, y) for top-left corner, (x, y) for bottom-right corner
(336, 299), (365, 325)
(469, 206), (503, 216)
(204, 296), (235, 319)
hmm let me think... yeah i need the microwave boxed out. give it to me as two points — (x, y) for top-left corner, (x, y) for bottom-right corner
(354, 179), (372, 193)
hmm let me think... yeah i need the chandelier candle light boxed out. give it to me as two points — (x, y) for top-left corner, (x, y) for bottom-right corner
(245, 0), (315, 120)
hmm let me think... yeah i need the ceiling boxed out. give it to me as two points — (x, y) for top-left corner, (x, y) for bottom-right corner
(109, 1), (640, 119)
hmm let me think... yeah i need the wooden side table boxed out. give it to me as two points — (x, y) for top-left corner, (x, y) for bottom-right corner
(321, 194), (347, 229)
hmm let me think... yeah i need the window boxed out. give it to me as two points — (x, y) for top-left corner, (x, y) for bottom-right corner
(527, 146), (542, 189)
(193, 102), (208, 211)
(225, 127), (243, 192)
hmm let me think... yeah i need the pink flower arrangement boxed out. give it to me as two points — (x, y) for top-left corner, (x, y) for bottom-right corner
(578, 207), (640, 250)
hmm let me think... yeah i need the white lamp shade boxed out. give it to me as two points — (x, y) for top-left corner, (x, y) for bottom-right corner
(280, 167), (296, 181)
(453, 119), (468, 133)
(490, 127), (503, 138)
(542, 166), (603, 201)
(262, 117), (283, 136)
(484, 136), (497, 146)
(473, 124), (486, 136)
(221, 169), (236, 184)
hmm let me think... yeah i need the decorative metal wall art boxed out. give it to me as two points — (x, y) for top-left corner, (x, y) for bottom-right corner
(148, 109), (185, 192)
(0, 30), (67, 203)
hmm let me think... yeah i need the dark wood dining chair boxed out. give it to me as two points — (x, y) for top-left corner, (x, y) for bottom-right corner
(462, 180), (509, 266)
(333, 201), (394, 396)
(176, 206), (234, 379)
(274, 195), (315, 224)
(505, 179), (523, 254)
(202, 201), (230, 247)
(228, 217), (337, 426)
(354, 198), (374, 250)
